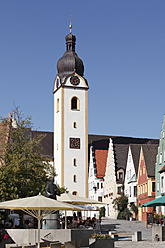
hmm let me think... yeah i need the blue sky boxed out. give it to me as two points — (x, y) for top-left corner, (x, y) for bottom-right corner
(0, 0), (165, 139)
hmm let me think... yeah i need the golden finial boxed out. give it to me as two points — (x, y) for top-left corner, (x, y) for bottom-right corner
(69, 15), (72, 34)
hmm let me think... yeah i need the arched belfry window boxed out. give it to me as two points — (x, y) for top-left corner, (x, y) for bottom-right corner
(71, 97), (80, 110)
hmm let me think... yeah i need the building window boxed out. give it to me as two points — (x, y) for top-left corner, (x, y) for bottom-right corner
(73, 175), (77, 183)
(134, 186), (137, 197)
(162, 176), (164, 188)
(152, 182), (155, 192)
(73, 158), (77, 167)
(72, 191), (78, 195)
(129, 186), (131, 197)
(97, 183), (99, 189)
(160, 153), (162, 164)
(98, 196), (102, 202)
(57, 143), (58, 150)
(117, 186), (122, 194)
(119, 172), (123, 179)
(56, 98), (59, 112)
(73, 122), (77, 128)
(143, 167), (145, 174)
(71, 97), (80, 110)
(145, 183), (147, 193)
(137, 186), (139, 195)
(157, 181), (160, 191)
(140, 169), (142, 176)
(101, 183), (103, 188)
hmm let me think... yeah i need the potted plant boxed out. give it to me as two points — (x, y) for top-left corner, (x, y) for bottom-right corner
(90, 233), (114, 248)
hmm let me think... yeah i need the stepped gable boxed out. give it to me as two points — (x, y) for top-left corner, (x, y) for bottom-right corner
(142, 144), (159, 177)
(129, 144), (142, 174)
(32, 131), (54, 160)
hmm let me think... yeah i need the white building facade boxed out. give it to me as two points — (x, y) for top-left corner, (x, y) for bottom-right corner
(124, 146), (138, 205)
(104, 139), (118, 218)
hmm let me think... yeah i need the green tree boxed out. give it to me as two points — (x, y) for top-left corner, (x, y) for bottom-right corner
(130, 202), (138, 220)
(58, 186), (69, 194)
(0, 108), (55, 201)
(99, 206), (105, 218)
(113, 194), (132, 220)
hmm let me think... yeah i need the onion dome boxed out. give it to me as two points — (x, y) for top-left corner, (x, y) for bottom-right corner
(57, 31), (84, 83)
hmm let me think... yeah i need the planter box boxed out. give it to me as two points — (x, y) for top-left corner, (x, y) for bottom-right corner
(89, 239), (114, 248)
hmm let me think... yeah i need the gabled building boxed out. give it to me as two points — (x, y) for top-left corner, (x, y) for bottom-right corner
(88, 144), (108, 203)
(124, 145), (141, 208)
(155, 115), (165, 215)
(88, 137), (109, 201)
(137, 144), (158, 222)
(104, 140), (128, 218)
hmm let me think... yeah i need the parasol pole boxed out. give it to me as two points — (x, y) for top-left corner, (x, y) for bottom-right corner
(38, 208), (41, 248)
(65, 210), (67, 229)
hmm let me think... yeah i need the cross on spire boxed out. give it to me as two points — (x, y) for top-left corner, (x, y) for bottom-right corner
(69, 15), (72, 34)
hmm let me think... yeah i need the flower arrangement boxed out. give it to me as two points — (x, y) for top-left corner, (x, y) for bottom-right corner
(91, 233), (112, 239)
(154, 212), (164, 219)
(153, 212), (165, 225)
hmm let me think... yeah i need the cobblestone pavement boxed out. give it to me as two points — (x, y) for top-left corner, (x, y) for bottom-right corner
(100, 217), (165, 248)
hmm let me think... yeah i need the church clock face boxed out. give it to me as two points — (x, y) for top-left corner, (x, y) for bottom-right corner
(70, 76), (80, 86)
(70, 138), (80, 149)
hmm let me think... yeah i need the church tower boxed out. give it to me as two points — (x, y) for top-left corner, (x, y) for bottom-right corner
(53, 24), (89, 197)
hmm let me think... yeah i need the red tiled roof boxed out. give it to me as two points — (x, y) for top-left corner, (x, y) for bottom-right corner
(95, 149), (108, 178)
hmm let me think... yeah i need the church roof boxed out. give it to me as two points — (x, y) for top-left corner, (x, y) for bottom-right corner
(88, 134), (159, 146)
(57, 32), (84, 83)
(32, 131), (54, 161)
(95, 149), (108, 178)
